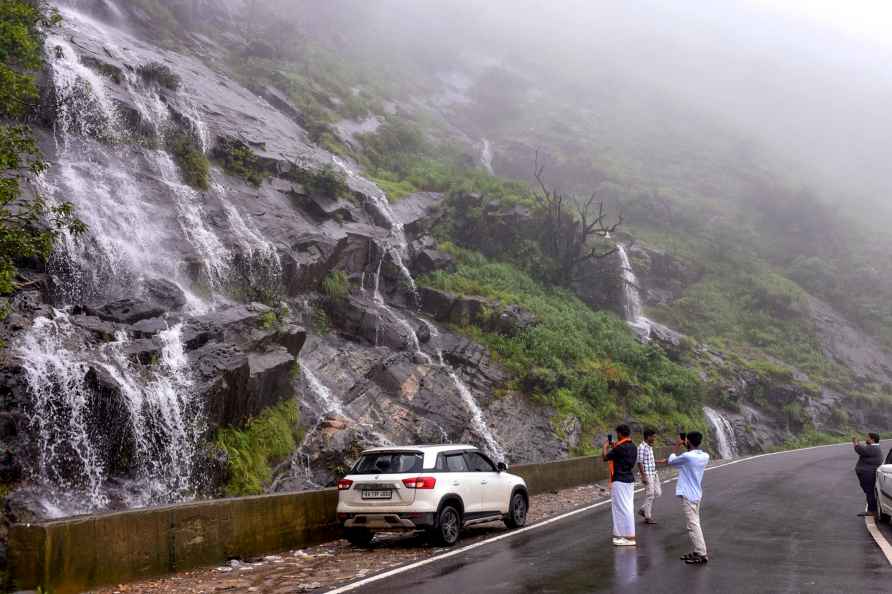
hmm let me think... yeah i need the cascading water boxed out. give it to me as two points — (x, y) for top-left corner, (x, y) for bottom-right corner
(346, 160), (503, 458)
(479, 138), (494, 175)
(12, 6), (281, 516)
(303, 366), (344, 418)
(19, 312), (108, 516)
(704, 407), (738, 460)
(616, 244), (653, 340)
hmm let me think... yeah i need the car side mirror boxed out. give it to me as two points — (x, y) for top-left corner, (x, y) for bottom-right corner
(497, 462), (507, 472)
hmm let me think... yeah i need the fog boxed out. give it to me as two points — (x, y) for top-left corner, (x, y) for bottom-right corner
(280, 0), (891, 216)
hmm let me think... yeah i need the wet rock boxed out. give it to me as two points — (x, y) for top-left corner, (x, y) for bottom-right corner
(192, 343), (251, 430)
(90, 298), (166, 325)
(260, 324), (307, 358)
(416, 321), (431, 344)
(247, 347), (296, 411)
(418, 286), (456, 320)
(294, 192), (357, 223)
(419, 288), (535, 337)
(141, 278), (188, 312)
(490, 305), (536, 337)
(626, 244), (704, 308)
(69, 315), (118, 340)
(181, 318), (225, 351)
(412, 248), (455, 275)
(128, 317), (169, 338)
(390, 192), (443, 235)
(122, 337), (163, 365)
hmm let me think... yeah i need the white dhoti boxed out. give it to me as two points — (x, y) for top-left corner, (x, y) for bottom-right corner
(611, 481), (636, 538)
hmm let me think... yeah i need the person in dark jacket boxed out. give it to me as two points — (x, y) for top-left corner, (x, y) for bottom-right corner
(854, 432), (884, 517)
(603, 424), (638, 546)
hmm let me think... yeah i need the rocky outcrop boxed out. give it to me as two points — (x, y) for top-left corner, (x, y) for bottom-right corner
(418, 287), (536, 336)
(625, 243), (704, 308)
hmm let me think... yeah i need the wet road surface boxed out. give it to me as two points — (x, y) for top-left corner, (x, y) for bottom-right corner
(345, 444), (891, 594)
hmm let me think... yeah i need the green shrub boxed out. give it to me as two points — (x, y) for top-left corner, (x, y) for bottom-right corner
(311, 305), (332, 334)
(289, 164), (349, 198)
(137, 61), (181, 90)
(215, 401), (300, 496)
(321, 270), (350, 300)
(213, 138), (267, 186)
(166, 132), (209, 190)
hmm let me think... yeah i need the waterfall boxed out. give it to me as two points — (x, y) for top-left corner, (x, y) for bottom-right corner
(616, 244), (653, 340)
(19, 313), (108, 515)
(479, 138), (494, 175)
(15, 7), (243, 516)
(17, 313), (203, 516)
(428, 327), (504, 460)
(704, 407), (738, 459)
(302, 366), (344, 417)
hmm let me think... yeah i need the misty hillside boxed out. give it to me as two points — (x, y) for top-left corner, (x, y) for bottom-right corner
(1, 0), (891, 554)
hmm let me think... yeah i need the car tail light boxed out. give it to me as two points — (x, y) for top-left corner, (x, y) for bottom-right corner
(337, 479), (354, 490)
(402, 476), (437, 489)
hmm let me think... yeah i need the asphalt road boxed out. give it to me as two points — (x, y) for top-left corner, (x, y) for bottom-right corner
(346, 444), (891, 594)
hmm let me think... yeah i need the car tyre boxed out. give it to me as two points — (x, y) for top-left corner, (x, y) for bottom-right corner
(430, 504), (462, 546)
(345, 528), (374, 547)
(504, 491), (528, 529)
(877, 488), (891, 524)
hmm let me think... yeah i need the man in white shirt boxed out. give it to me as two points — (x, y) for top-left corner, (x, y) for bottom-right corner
(667, 431), (710, 565)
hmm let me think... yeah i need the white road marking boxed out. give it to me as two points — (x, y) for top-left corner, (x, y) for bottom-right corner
(325, 442), (848, 593)
(866, 516), (892, 566)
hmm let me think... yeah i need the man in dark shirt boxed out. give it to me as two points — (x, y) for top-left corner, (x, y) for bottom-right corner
(603, 424), (638, 546)
(854, 432), (884, 517)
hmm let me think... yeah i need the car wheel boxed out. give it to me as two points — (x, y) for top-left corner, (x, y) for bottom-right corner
(504, 492), (528, 529)
(877, 488), (891, 524)
(431, 505), (462, 546)
(345, 528), (374, 547)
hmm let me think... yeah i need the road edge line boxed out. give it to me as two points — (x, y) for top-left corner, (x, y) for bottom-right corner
(324, 442), (846, 593)
(866, 516), (892, 566)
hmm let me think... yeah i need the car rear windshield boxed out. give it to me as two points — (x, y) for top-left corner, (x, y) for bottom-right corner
(351, 452), (424, 475)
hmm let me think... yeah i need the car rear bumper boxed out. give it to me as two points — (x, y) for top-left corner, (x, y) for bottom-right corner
(340, 512), (437, 531)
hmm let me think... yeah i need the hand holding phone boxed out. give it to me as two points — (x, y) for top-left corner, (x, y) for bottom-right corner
(679, 432), (686, 444)
(607, 433), (614, 445)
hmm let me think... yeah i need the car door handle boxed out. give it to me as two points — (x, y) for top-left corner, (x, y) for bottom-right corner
(481, 480), (488, 485)
(452, 481), (460, 486)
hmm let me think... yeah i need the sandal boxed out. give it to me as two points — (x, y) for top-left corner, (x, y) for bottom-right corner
(684, 553), (709, 565)
(680, 552), (696, 561)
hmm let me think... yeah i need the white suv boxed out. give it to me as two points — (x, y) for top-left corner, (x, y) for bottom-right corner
(876, 453), (892, 523)
(336, 445), (529, 546)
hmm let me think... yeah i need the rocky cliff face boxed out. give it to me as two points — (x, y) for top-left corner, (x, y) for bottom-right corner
(0, 2), (565, 533)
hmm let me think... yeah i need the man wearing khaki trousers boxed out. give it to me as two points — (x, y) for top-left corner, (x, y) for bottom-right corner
(667, 431), (710, 565)
(637, 428), (661, 524)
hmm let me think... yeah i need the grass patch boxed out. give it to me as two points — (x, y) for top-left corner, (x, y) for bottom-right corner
(166, 131), (209, 190)
(215, 400), (300, 496)
(213, 138), (267, 186)
(768, 430), (844, 452)
(321, 270), (350, 300)
(288, 164), (350, 199)
(419, 244), (705, 438)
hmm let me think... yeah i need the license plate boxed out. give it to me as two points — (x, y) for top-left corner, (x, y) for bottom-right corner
(362, 489), (392, 500)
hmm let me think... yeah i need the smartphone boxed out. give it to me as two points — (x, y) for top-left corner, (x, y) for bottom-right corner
(607, 433), (614, 444)
(679, 432), (686, 442)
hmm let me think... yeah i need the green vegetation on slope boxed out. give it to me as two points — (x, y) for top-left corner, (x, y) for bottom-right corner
(420, 244), (705, 447)
(0, 1), (84, 296)
(166, 131), (209, 190)
(215, 400), (300, 496)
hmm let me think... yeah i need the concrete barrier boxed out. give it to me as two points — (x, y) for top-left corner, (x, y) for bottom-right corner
(8, 448), (670, 593)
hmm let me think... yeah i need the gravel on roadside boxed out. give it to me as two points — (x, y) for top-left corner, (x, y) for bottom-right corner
(92, 470), (683, 594)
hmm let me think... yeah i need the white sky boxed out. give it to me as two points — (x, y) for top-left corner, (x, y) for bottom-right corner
(747, 0), (892, 47)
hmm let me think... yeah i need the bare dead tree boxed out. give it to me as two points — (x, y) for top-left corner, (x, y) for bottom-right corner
(532, 150), (623, 286)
